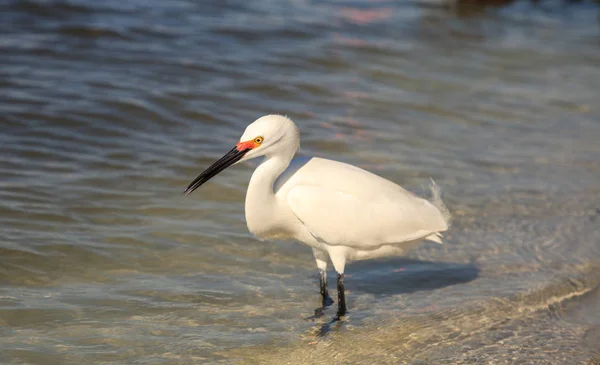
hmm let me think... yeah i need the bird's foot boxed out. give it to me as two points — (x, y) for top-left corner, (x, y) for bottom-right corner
(309, 307), (326, 320)
(334, 306), (347, 321)
(304, 293), (335, 321)
(322, 293), (334, 307)
(305, 306), (328, 321)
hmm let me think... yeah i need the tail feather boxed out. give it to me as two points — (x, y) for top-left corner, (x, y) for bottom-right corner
(428, 179), (452, 239)
(425, 232), (443, 244)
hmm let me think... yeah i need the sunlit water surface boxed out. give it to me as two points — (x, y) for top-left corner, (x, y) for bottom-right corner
(1, 0), (600, 363)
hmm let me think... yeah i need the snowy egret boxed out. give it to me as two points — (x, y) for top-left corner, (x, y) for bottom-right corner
(184, 115), (450, 318)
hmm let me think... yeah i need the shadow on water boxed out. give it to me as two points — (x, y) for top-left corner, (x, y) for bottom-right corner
(313, 258), (479, 336)
(348, 257), (479, 296)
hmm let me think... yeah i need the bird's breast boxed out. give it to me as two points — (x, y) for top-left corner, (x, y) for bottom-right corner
(244, 205), (288, 240)
(244, 200), (306, 242)
(245, 216), (295, 241)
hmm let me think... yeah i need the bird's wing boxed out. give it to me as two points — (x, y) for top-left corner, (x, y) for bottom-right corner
(287, 184), (446, 249)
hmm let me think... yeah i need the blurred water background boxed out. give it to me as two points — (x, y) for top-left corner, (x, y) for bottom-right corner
(1, 0), (600, 363)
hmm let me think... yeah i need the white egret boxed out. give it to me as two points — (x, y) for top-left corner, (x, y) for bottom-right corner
(184, 115), (450, 318)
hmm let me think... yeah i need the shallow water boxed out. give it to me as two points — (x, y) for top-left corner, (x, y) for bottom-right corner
(1, 0), (600, 363)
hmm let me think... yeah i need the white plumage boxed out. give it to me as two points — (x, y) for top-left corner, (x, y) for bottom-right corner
(185, 115), (451, 317)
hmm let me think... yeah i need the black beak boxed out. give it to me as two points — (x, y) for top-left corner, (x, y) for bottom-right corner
(184, 146), (250, 195)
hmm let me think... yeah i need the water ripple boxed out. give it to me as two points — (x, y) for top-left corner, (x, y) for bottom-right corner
(1, 0), (600, 363)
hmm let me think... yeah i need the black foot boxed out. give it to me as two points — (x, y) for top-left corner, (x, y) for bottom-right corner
(322, 292), (334, 307)
(305, 292), (334, 321)
(308, 274), (347, 336)
(311, 307), (326, 320)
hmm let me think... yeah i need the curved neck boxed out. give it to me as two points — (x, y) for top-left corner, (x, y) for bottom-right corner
(244, 143), (298, 237)
(246, 154), (292, 206)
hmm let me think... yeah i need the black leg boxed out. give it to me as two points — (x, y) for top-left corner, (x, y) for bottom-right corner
(336, 273), (346, 317)
(319, 269), (328, 298)
(319, 270), (334, 307)
(307, 270), (334, 320)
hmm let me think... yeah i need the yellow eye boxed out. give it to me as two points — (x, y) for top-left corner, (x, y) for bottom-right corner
(254, 136), (264, 144)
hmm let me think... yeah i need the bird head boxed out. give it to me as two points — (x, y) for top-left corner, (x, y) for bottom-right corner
(184, 115), (299, 195)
